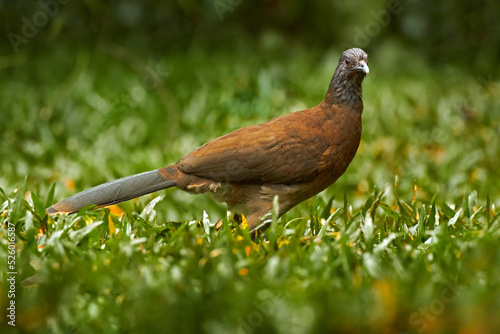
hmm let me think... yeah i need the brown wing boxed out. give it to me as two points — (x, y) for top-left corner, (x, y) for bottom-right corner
(176, 108), (334, 184)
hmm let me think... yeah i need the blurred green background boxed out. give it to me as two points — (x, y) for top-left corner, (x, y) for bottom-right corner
(1, 1), (500, 333)
(1, 0), (499, 220)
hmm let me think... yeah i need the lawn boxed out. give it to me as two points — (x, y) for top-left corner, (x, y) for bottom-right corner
(1, 39), (500, 333)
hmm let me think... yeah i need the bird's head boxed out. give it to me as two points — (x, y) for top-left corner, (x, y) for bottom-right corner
(325, 48), (369, 109)
(338, 48), (369, 79)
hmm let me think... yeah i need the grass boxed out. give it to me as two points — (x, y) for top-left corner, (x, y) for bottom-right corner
(1, 40), (500, 333)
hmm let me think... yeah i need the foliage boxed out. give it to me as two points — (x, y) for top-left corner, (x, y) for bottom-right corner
(1, 178), (500, 333)
(2, 0), (499, 70)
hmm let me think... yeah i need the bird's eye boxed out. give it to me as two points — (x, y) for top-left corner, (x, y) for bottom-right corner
(345, 59), (350, 65)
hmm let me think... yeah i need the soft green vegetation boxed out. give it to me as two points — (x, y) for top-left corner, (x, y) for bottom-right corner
(1, 41), (500, 333)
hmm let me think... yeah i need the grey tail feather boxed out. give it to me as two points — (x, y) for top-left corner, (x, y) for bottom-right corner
(46, 169), (175, 214)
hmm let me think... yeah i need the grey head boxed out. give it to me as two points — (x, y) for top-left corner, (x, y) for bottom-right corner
(326, 48), (369, 109)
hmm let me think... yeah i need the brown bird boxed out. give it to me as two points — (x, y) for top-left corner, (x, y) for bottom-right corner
(47, 48), (369, 232)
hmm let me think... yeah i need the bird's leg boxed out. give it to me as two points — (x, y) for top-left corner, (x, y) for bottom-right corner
(233, 212), (242, 224)
(246, 211), (272, 235)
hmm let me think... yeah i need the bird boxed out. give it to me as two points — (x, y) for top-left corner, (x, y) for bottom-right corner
(46, 48), (370, 232)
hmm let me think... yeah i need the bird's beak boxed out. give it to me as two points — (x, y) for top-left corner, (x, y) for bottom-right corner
(354, 60), (369, 74)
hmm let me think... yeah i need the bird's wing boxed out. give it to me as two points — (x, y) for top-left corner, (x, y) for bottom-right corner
(177, 109), (333, 184)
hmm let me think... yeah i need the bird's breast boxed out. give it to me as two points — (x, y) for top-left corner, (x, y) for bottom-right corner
(320, 111), (362, 179)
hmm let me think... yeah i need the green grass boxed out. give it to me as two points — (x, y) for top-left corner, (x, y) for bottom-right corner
(1, 41), (500, 333)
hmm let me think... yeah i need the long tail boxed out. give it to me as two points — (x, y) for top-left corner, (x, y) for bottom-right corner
(46, 169), (176, 214)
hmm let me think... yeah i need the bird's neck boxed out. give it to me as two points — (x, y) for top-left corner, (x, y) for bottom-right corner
(323, 72), (364, 113)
